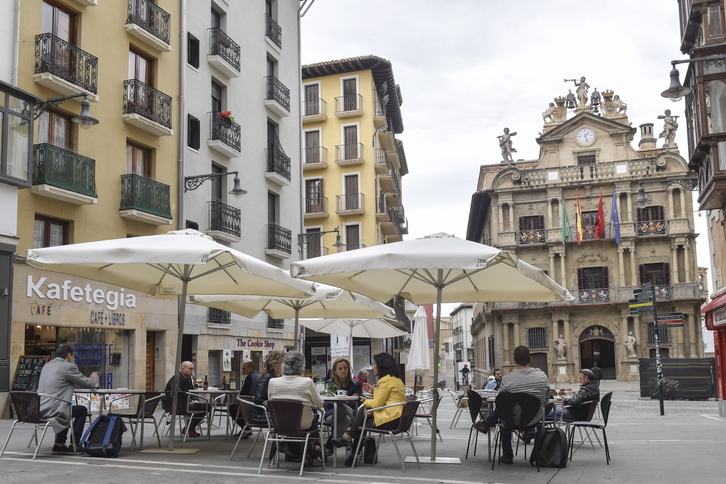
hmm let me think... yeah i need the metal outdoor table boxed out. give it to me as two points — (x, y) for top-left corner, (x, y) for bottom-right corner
(322, 394), (360, 467)
(189, 388), (240, 438)
(73, 388), (147, 417)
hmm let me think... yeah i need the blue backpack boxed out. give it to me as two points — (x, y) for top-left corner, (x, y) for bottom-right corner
(80, 415), (127, 458)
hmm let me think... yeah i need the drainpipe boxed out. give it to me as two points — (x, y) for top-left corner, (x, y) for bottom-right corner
(11, 0), (20, 85)
(178, 0), (187, 229)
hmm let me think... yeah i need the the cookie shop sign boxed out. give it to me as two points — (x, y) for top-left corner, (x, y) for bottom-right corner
(236, 339), (276, 349)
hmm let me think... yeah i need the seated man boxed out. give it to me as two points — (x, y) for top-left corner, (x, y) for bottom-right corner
(485, 368), (503, 390)
(549, 369), (600, 422)
(38, 345), (99, 454)
(473, 346), (549, 464)
(231, 361), (260, 439)
(162, 361), (207, 437)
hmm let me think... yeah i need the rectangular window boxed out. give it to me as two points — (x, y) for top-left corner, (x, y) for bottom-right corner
(37, 110), (72, 150)
(581, 210), (598, 240)
(126, 142), (151, 177)
(519, 216), (544, 231)
(637, 206), (665, 222)
(1, 91), (33, 183)
(187, 115), (200, 150)
(344, 126), (358, 159)
(211, 164), (224, 201)
(305, 130), (320, 163)
(345, 224), (360, 251)
(578, 267), (609, 289)
(128, 49), (152, 84)
(527, 327), (547, 350)
(187, 33), (199, 69)
(577, 155), (596, 165)
(305, 179), (323, 213)
(304, 228), (322, 259)
(342, 78), (357, 111)
(211, 81), (223, 113)
(344, 174), (359, 210)
(42, 1), (74, 42)
(304, 84), (319, 116)
(640, 263), (670, 286)
(708, 5), (724, 37)
(34, 215), (68, 248)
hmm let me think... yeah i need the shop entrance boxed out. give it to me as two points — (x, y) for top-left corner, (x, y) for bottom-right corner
(578, 325), (616, 380)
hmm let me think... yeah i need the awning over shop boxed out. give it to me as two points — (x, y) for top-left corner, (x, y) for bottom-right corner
(702, 293), (726, 314)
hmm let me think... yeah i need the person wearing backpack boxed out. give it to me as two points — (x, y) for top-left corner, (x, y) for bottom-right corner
(38, 345), (99, 455)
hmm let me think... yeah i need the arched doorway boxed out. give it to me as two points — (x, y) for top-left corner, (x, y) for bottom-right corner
(579, 325), (616, 380)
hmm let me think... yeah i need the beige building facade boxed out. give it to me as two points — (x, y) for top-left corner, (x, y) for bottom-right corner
(467, 87), (707, 384)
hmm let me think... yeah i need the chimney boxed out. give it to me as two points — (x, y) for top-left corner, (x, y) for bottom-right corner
(639, 123), (657, 150)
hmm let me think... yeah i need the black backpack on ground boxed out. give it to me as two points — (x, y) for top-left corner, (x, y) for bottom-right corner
(529, 426), (568, 468)
(80, 415), (127, 458)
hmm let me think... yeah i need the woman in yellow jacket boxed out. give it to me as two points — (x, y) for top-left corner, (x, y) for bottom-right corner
(330, 352), (406, 464)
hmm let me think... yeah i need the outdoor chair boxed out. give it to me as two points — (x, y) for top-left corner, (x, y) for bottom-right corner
(259, 399), (325, 477)
(567, 392), (612, 465)
(557, 399), (600, 447)
(413, 395), (443, 441)
(161, 391), (210, 442)
(1, 391), (75, 460)
(230, 396), (270, 460)
(210, 393), (232, 436)
(108, 392), (162, 450)
(448, 389), (468, 429)
(465, 389), (495, 460)
(491, 392), (544, 471)
(352, 399), (421, 472)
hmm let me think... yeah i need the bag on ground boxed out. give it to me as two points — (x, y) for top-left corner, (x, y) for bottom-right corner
(529, 427), (568, 468)
(361, 436), (377, 464)
(80, 415), (127, 458)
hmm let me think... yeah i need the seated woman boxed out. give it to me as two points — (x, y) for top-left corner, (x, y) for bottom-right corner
(248, 349), (286, 425)
(324, 358), (363, 453)
(330, 352), (406, 466)
(268, 351), (325, 464)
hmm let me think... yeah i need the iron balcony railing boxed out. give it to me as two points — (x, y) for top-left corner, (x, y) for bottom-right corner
(267, 316), (285, 330)
(303, 98), (326, 117)
(119, 173), (171, 219)
(208, 307), (231, 325)
(209, 200), (241, 238)
(517, 229), (547, 245)
(636, 219), (667, 237)
(267, 147), (291, 181)
(388, 207), (404, 238)
(265, 76), (290, 112)
(336, 193), (365, 212)
(34, 33), (98, 94)
(265, 13), (282, 48)
(304, 196), (328, 214)
(124, 79), (172, 129)
(375, 148), (389, 169)
(335, 94), (362, 113)
(374, 95), (386, 118)
(335, 142), (363, 162)
(209, 28), (240, 72)
(492, 283), (702, 310)
(266, 223), (292, 256)
(32, 143), (97, 197)
(304, 146), (327, 165)
(127, 0), (171, 45)
(209, 112), (241, 152)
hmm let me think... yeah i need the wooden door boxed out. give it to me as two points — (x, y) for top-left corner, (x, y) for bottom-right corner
(145, 332), (155, 391)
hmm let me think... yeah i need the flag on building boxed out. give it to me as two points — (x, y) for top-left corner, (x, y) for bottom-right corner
(561, 196), (569, 245)
(595, 190), (605, 239)
(611, 186), (621, 245)
(576, 193), (583, 245)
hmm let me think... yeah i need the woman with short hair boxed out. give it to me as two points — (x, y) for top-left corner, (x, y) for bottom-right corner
(248, 349), (285, 425)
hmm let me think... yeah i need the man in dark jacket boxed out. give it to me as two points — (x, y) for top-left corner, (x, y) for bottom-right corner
(591, 363), (603, 387)
(231, 361), (260, 438)
(162, 361), (207, 437)
(550, 369), (600, 421)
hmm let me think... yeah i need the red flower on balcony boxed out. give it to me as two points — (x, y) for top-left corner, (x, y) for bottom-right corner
(219, 110), (236, 124)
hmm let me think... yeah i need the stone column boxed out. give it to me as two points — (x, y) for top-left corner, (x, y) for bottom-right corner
(502, 322), (510, 365)
(618, 248), (625, 286)
(513, 322), (520, 348)
(560, 252), (567, 289)
(626, 192), (633, 222)
(508, 204), (515, 234)
(671, 242), (680, 284)
(679, 189), (687, 218)
(688, 314), (698, 357)
(667, 188), (675, 219)
(497, 204), (504, 234)
(629, 247), (638, 287)
(684, 242), (692, 283)
(549, 253), (556, 280)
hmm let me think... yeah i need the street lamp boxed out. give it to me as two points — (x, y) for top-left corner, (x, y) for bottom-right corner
(34, 93), (99, 128)
(661, 54), (726, 102)
(298, 226), (345, 255)
(184, 171), (247, 198)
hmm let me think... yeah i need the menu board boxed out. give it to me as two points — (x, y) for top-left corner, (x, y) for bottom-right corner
(11, 355), (49, 392)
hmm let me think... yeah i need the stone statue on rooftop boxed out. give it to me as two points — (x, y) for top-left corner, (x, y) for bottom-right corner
(498, 127), (517, 163)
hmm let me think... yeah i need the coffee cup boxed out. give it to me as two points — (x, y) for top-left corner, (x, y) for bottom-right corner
(336, 390), (347, 396)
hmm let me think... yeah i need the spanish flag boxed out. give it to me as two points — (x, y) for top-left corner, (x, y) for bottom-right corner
(576, 193), (583, 245)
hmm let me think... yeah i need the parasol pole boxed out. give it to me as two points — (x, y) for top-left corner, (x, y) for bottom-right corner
(430, 270), (443, 459)
(168, 268), (191, 451)
(293, 306), (301, 351)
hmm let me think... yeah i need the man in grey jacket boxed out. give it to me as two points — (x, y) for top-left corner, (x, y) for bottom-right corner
(38, 345), (99, 454)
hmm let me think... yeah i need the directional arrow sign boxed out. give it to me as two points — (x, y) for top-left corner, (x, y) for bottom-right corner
(628, 301), (653, 309)
(657, 313), (685, 324)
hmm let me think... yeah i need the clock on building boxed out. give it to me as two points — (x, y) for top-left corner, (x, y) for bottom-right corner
(576, 127), (595, 145)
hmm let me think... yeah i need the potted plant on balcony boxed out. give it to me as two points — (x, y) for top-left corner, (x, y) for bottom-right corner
(219, 110), (236, 127)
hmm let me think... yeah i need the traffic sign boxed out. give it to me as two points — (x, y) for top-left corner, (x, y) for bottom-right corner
(657, 322), (684, 327)
(657, 313), (685, 324)
(628, 300), (653, 309)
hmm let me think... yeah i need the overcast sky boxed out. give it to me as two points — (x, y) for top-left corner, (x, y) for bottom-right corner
(300, 1), (710, 288)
